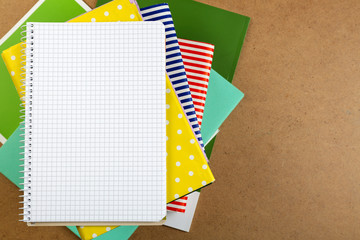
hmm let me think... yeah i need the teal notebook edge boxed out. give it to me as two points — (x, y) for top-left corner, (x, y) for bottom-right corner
(201, 69), (244, 144)
(0, 0), (89, 139)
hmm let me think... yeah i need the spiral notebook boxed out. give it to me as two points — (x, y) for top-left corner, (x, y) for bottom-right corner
(21, 22), (167, 226)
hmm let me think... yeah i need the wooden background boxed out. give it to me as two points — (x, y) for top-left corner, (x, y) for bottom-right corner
(1, 0), (360, 239)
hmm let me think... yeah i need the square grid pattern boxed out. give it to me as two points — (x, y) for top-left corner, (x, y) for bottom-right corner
(24, 22), (166, 222)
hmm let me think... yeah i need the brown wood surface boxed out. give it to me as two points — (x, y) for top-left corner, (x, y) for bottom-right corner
(1, 0), (360, 239)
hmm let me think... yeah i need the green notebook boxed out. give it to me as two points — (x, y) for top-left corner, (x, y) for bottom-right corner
(0, 0), (90, 139)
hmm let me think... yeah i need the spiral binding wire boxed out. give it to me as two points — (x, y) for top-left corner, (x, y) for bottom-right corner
(19, 23), (33, 223)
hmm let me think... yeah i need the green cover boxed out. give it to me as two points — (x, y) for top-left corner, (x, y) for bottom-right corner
(0, 0), (88, 139)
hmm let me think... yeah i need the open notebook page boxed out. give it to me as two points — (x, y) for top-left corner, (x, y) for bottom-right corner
(23, 22), (166, 224)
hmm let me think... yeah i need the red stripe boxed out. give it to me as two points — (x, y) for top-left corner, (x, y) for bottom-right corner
(180, 196), (188, 200)
(187, 73), (211, 81)
(169, 201), (187, 207)
(191, 92), (207, 99)
(179, 41), (214, 52)
(183, 60), (212, 70)
(189, 88), (207, 97)
(180, 48), (213, 59)
(167, 206), (186, 213)
(191, 93), (207, 101)
(193, 103), (206, 110)
(179, 39), (214, 129)
(195, 108), (204, 114)
(187, 77), (209, 86)
(192, 97), (206, 105)
(188, 80), (208, 89)
(184, 67), (210, 76)
(182, 55), (213, 65)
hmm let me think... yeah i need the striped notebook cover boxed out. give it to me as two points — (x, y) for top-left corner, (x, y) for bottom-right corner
(140, 4), (204, 148)
(140, 4), (214, 214)
(166, 196), (188, 213)
(178, 39), (214, 126)
(166, 39), (214, 213)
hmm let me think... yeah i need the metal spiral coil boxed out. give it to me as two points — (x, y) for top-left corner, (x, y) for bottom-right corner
(19, 23), (34, 223)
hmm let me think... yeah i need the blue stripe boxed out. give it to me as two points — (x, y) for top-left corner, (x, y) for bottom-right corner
(172, 78), (188, 85)
(166, 33), (177, 39)
(184, 103), (196, 109)
(167, 52), (182, 59)
(189, 117), (197, 122)
(192, 124), (200, 129)
(140, 3), (168, 11)
(181, 98), (193, 104)
(169, 72), (187, 79)
(167, 65), (185, 73)
(174, 85), (189, 91)
(145, 15), (172, 22)
(166, 40), (178, 46)
(141, 8), (170, 17)
(163, 20), (173, 26)
(166, 46), (180, 52)
(178, 92), (191, 98)
(165, 27), (175, 32)
(186, 111), (197, 116)
(183, 104), (193, 110)
(167, 58), (183, 66)
(194, 131), (201, 135)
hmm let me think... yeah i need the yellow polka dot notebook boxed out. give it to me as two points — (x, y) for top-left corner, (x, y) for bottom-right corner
(3, 0), (215, 238)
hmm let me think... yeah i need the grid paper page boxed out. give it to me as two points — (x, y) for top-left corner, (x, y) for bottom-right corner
(24, 22), (166, 223)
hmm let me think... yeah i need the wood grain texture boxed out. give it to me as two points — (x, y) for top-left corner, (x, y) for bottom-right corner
(1, 0), (360, 239)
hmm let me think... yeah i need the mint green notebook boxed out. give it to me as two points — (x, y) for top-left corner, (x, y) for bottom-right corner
(201, 69), (244, 144)
(0, 0), (90, 139)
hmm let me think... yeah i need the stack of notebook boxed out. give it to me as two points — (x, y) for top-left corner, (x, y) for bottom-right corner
(0, 0), (249, 239)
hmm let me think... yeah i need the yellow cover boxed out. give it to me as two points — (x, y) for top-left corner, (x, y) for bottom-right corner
(1, 44), (22, 96)
(2, 0), (214, 239)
